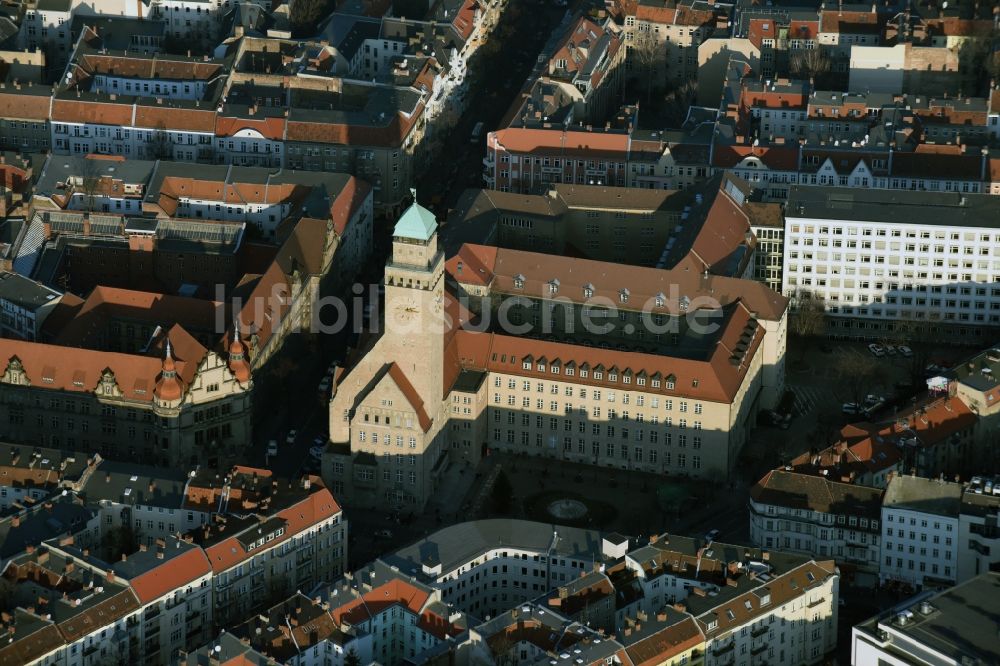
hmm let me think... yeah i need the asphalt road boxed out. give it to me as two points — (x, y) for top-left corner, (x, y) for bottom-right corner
(415, 0), (569, 214)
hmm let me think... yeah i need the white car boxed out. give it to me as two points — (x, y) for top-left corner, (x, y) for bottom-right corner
(318, 377), (331, 394)
(884, 345), (896, 356)
(267, 440), (278, 457)
(898, 345), (913, 357)
(286, 430), (298, 445)
(868, 343), (885, 357)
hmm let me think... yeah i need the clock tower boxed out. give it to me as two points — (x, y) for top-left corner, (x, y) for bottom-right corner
(382, 191), (445, 405)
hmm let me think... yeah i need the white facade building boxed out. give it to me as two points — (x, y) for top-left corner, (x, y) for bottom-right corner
(783, 186), (1000, 340)
(879, 475), (962, 589)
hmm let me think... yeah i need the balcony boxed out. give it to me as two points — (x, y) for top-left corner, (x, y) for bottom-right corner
(712, 641), (735, 656)
(751, 644), (768, 656)
(751, 625), (769, 638)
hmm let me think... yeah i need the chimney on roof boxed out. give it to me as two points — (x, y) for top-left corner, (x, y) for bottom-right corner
(121, 552), (127, 562)
(10, 515), (19, 528)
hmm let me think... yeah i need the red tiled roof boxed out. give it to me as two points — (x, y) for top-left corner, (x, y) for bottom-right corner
(215, 115), (286, 140)
(129, 548), (212, 604)
(712, 144), (800, 171)
(331, 578), (430, 625)
(204, 487), (341, 573)
(0, 91), (51, 120)
(490, 127), (630, 159)
(0, 339), (182, 402)
(134, 105), (217, 132)
(329, 177), (371, 235)
(52, 99), (132, 126)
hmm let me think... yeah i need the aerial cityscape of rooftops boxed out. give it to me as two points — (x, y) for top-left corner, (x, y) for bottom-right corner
(0, 0), (998, 663)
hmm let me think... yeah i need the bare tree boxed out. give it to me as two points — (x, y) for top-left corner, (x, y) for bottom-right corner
(789, 49), (830, 82)
(788, 289), (826, 360)
(148, 122), (173, 160)
(662, 79), (698, 127)
(78, 158), (102, 212)
(834, 351), (883, 411)
(629, 29), (663, 103)
(289, 0), (331, 35)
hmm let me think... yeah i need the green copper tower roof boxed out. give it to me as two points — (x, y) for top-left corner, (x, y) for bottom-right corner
(393, 189), (437, 242)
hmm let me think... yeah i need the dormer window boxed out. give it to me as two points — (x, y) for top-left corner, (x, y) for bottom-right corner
(522, 360), (532, 370)
(620, 288), (630, 304)
(583, 283), (594, 299)
(514, 274), (525, 289)
(679, 295), (690, 312)
(548, 279), (560, 295)
(655, 292), (665, 308)
(608, 372), (617, 382)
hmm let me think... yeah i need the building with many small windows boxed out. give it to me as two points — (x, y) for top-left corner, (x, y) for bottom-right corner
(325, 194), (787, 510)
(750, 469), (884, 579)
(783, 186), (1000, 341)
(879, 474), (962, 589)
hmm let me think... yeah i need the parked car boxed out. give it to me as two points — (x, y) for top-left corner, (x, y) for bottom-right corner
(884, 345), (897, 356)
(705, 529), (720, 542)
(898, 345), (913, 357)
(286, 429), (298, 445)
(318, 377), (330, 394)
(309, 445), (326, 460)
(375, 529), (394, 539)
(842, 402), (862, 415)
(267, 440), (278, 457)
(868, 343), (885, 357)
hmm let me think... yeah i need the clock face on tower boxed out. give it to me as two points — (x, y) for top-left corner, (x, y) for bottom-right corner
(393, 297), (420, 323)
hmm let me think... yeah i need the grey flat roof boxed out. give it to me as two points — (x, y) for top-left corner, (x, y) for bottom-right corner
(882, 475), (962, 517)
(872, 572), (1000, 662)
(80, 460), (189, 510)
(382, 519), (606, 580)
(0, 271), (61, 311)
(786, 186), (1000, 229)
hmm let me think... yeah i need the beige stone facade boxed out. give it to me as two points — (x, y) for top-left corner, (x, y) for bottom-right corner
(326, 197), (788, 511)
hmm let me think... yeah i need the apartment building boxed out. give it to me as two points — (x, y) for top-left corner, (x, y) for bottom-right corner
(0, 533), (212, 666)
(750, 469), (884, 578)
(229, 592), (376, 665)
(325, 195), (786, 508)
(783, 186), (1000, 341)
(542, 16), (626, 123)
(958, 486), (1000, 583)
(483, 125), (713, 194)
(0, 444), (96, 510)
(786, 423), (903, 489)
(79, 460), (209, 544)
(614, 0), (717, 85)
(852, 572), (1000, 666)
(0, 270), (63, 340)
(193, 478), (346, 628)
(880, 474), (962, 589)
(378, 518), (839, 665)
(11, 28), (431, 213)
(950, 345), (1000, 449)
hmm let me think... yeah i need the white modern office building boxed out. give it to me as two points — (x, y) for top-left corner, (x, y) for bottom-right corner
(783, 187), (1000, 341)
